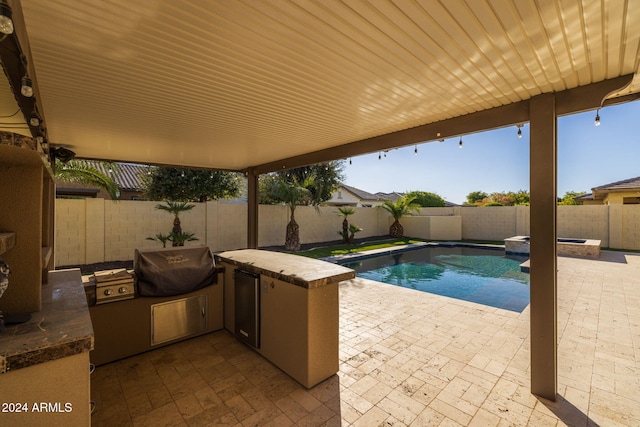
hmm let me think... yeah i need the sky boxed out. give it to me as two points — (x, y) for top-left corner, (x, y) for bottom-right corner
(343, 100), (640, 205)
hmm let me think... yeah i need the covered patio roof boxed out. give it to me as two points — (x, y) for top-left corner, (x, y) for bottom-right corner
(1, 0), (638, 172)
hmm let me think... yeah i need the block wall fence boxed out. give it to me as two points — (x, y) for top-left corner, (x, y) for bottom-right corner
(54, 200), (640, 267)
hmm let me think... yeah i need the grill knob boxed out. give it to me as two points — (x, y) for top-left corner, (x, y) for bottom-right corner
(118, 287), (128, 294)
(104, 289), (113, 296)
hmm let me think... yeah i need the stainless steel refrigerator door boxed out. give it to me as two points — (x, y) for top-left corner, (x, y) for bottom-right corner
(234, 269), (260, 348)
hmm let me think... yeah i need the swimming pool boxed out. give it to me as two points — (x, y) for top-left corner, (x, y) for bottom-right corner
(339, 245), (530, 312)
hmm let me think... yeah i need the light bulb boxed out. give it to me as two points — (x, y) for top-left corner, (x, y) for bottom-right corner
(459, 137), (463, 148)
(414, 145), (418, 155)
(30, 113), (40, 127)
(594, 110), (601, 126)
(21, 76), (33, 97)
(378, 152), (381, 160)
(517, 127), (522, 138)
(349, 158), (352, 165)
(181, 170), (185, 177)
(0, 1), (14, 35)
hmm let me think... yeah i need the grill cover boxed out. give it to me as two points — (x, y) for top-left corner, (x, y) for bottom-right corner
(134, 246), (217, 297)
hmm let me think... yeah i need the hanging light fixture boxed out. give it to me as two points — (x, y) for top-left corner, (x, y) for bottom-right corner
(594, 109), (601, 126)
(414, 145), (418, 155)
(349, 158), (352, 165)
(459, 137), (463, 148)
(21, 75), (33, 97)
(378, 152), (381, 160)
(517, 124), (522, 138)
(0, 0), (14, 35)
(29, 110), (41, 127)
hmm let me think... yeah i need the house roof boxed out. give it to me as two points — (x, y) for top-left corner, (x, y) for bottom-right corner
(80, 161), (147, 192)
(573, 193), (594, 201)
(593, 176), (640, 192)
(375, 192), (404, 203)
(573, 176), (640, 201)
(340, 184), (381, 202)
(1, 1), (637, 173)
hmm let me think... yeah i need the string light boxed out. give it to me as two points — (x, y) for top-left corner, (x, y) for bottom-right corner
(459, 137), (463, 148)
(181, 170), (185, 177)
(414, 145), (418, 155)
(517, 125), (522, 138)
(349, 158), (352, 165)
(594, 109), (601, 126)
(378, 152), (381, 160)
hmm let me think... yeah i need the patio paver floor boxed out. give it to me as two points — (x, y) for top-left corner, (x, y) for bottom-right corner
(90, 251), (640, 426)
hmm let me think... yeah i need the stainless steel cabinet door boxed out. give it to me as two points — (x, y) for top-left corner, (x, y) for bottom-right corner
(151, 295), (208, 345)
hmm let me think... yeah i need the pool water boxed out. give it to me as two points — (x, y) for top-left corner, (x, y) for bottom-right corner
(340, 246), (530, 312)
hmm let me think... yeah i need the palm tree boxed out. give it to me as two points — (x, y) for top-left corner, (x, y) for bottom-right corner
(268, 174), (315, 251)
(55, 159), (120, 199)
(336, 207), (356, 243)
(381, 196), (420, 238)
(155, 201), (195, 242)
(348, 223), (362, 244)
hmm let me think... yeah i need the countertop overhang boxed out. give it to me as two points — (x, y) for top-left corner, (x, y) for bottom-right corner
(215, 249), (355, 289)
(0, 269), (94, 373)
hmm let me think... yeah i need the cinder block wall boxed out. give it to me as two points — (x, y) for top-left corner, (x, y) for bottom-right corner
(621, 205), (640, 250)
(557, 205), (609, 245)
(56, 199), (87, 266)
(460, 206), (518, 240)
(55, 201), (637, 267)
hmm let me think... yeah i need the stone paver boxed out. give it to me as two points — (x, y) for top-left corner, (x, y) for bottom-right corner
(91, 251), (640, 426)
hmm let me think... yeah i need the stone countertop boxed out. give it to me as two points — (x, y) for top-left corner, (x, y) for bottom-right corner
(215, 249), (355, 289)
(0, 269), (94, 373)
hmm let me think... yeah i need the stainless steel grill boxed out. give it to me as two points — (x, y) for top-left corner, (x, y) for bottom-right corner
(94, 269), (134, 304)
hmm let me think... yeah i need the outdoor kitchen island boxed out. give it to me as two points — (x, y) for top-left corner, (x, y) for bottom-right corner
(215, 249), (355, 388)
(0, 269), (93, 427)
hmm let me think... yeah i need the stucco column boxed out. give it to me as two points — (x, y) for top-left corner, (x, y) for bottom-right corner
(529, 93), (557, 400)
(247, 170), (259, 249)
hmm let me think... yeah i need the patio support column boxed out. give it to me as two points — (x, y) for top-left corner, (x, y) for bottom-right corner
(529, 93), (557, 400)
(247, 169), (259, 249)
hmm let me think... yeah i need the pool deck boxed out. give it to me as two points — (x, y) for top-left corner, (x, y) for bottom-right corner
(90, 250), (640, 426)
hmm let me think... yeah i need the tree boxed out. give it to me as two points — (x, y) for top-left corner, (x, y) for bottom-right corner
(558, 191), (586, 205)
(381, 195), (420, 238)
(149, 201), (199, 246)
(466, 191), (488, 205)
(512, 190), (530, 206)
(265, 174), (317, 251)
(348, 223), (363, 244)
(143, 167), (241, 202)
(55, 159), (120, 199)
(405, 191), (446, 207)
(336, 207), (356, 243)
(259, 161), (345, 205)
(469, 190), (530, 206)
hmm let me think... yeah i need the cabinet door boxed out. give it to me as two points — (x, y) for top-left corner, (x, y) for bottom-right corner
(151, 295), (207, 345)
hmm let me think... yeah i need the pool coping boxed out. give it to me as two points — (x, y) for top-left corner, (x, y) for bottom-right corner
(320, 241), (507, 264)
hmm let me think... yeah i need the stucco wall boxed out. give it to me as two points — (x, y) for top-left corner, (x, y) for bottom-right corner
(54, 201), (638, 267)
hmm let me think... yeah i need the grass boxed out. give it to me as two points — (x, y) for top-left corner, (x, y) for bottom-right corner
(294, 238), (426, 259)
